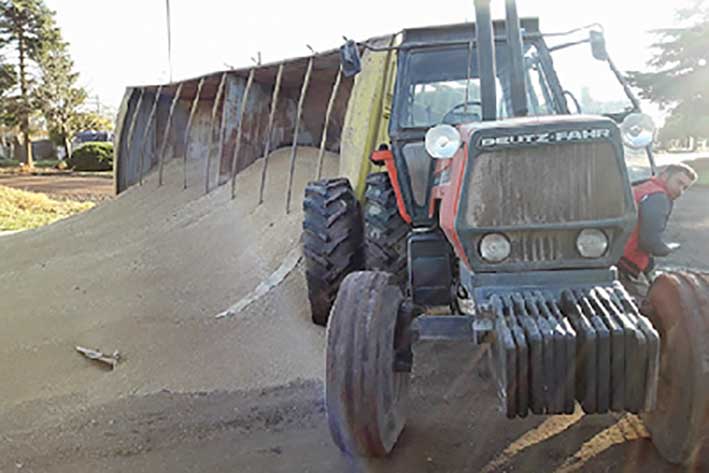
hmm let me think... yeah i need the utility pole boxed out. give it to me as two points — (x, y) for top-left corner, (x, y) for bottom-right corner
(166, 0), (173, 82)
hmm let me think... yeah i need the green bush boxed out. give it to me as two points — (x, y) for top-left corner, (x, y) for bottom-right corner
(0, 158), (20, 168)
(68, 142), (114, 172)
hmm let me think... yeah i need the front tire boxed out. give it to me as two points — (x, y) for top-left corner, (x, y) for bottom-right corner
(325, 271), (410, 457)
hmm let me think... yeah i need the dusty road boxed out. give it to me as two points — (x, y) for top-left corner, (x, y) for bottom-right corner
(1, 156), (707, 472)
(0, 174), (114, 202)
(3, 341), (705, 473)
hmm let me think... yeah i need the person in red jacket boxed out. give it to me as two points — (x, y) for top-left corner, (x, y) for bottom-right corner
(619, 163), (697, 284)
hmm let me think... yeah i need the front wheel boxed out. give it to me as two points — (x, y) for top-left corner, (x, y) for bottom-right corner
(325, 271), (410, 457)
(643, 271), (709, 465)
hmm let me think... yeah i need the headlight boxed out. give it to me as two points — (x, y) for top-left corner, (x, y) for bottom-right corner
(425, 124), (461, 159)
(576, 229), (609, 258)
(620, 113), (655, 149)
(479, 233), (511, 263)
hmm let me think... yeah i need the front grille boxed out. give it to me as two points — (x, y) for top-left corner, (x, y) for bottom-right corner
(464, 141), (627, 228)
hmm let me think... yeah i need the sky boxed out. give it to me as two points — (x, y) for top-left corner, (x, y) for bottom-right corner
(44, 0), (687, 120)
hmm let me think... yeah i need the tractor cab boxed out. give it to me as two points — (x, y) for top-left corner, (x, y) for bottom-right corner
(379, 17), (656, 229)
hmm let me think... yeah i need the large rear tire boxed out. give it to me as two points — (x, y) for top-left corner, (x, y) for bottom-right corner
(302, 178), (363, 326)
(363, 173), (409, 287)
(643, 271), (709, 465)
(325, 271), (410, 457)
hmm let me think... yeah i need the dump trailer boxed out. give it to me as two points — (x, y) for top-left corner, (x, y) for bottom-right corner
(302, 0), (709, 465)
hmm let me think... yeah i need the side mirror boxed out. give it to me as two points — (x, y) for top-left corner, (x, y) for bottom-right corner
(340, 40), (362, 77)
(590, 31), (608, 61)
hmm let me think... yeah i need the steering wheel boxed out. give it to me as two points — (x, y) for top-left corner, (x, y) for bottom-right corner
(442, 100), (483, 124)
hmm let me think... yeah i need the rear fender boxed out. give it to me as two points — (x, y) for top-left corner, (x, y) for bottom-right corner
(371, 149), (412, 224)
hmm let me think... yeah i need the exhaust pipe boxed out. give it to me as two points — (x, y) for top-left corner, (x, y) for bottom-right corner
(505, 0), (528, 117)
(474, 0), (497, 121)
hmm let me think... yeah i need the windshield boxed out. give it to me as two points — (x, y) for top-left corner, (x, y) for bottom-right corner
(548, 36), (654, 182)
(548, 39), (634, 116)
(396, 41), (558, 128)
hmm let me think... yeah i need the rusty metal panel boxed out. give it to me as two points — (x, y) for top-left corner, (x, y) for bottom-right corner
(183, 78), (206, 189)
(231, 69), (256, 199)
(114, 47), (354, 196)
(158, 83), (185, 186)
(113, 88), (138, 194)
(115, 87), (165, 193)
(206, 72), (228, 193)
(286, 57), (314, 213)
(259, 64), (285, 204)
(316, 66), (343, 180)
(185, 100), (214, 172)
(218, 74), (272, 185)
(138, 86), (164, 185)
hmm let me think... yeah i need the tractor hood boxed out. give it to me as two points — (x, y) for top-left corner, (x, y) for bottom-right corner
(438, 115), (636, 273)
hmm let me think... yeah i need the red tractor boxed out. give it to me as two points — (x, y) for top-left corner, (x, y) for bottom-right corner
(302, 0), (708, 464)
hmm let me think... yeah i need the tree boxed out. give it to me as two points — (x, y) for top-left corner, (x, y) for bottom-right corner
(35, 34), (87, 159)
(72, 110), (114, 133)
(0, 0), (60, 167)
(628, 1), (709, 148)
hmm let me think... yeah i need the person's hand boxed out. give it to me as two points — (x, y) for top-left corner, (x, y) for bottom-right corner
(667, 242), (681, 252)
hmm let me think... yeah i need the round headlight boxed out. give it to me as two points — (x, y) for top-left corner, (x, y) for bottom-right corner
(479, 233), (511, 263)
(425, 124), (461, 159)
(576, 229), (609, 258)
(620, 113), (655, 149)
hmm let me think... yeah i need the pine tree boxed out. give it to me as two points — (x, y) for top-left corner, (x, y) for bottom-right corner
(35, 33), (87, 159)
(628, 1), (709, 148)
(0, 0), (60, 167)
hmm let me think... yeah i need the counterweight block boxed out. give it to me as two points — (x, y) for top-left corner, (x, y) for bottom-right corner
(487, 284), (658, 418)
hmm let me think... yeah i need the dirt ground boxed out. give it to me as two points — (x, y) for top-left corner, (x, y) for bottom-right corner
(0, 174), (114, 203)
(1, 153), (707, 473)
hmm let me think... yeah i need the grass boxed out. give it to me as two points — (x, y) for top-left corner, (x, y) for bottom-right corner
(0, 159), (20, 168)
(0, 185), (94, 231)
(1, 159), (60, 168)
(34, 159), (62, 168)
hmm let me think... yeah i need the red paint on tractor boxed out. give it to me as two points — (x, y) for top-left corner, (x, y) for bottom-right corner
(429, 158), (453, 217)
(371, 149), (413, 224)
(437, 141), (472, 269)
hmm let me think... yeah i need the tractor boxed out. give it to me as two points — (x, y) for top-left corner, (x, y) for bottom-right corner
(301, 0), (709, 464)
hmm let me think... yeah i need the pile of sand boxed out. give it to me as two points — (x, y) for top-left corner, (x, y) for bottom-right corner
(0, 147), (338, 420)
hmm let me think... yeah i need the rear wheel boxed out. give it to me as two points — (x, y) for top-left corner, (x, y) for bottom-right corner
(302, 178), (363, 326)
(363, 172), (409, 287)
(325, 271), (410, 457)
(643, 271), (709, 465)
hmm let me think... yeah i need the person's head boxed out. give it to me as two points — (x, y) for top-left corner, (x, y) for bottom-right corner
(658, 163), (698, 200)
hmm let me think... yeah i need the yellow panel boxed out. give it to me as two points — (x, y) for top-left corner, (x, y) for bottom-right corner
(339, 35), (398, 199)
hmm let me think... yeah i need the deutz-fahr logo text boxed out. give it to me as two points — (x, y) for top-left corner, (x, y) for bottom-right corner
(479, 128), (611, 148)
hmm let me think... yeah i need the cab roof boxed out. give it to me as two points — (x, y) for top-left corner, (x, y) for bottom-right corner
(400, 18), (541, 48)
